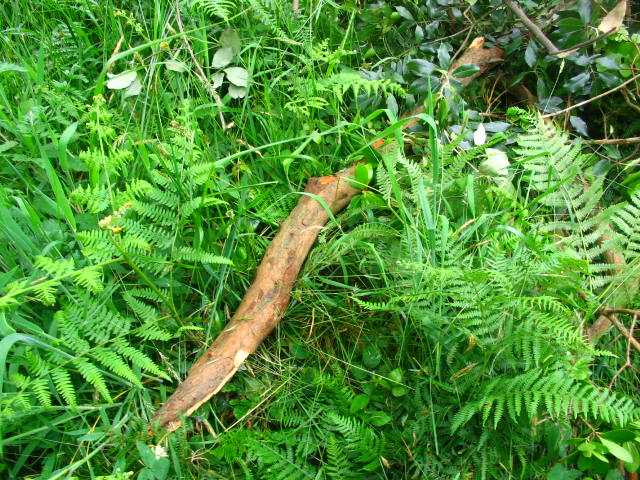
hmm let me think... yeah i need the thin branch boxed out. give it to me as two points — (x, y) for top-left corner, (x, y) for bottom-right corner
(541, 72), (640, 118)
(590, 136), (640, 145)
(504, 0), (617, 57)
(504, 0), (559, 55)
(609, 314), (638, 390)
(600, 308), (640, 354)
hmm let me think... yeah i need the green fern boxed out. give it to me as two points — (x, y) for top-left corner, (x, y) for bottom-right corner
(451, 368), (637, 433)
(189, 0), (235, 20)
(244, 0), (292, 41)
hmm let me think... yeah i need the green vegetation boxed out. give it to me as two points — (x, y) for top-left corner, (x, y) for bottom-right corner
(1, 0), (640, 478)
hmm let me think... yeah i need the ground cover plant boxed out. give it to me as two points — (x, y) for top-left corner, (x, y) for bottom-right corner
(1, 0), (640, 478)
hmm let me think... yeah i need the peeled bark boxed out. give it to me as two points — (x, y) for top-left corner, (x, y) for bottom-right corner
(152, 166), (360, 431)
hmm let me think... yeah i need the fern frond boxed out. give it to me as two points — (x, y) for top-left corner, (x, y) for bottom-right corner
(73, 358), (111, 402)
(34, 256), (75, 276)
(70, 184), (111, 213)
(93, 347), (141, 386)
(189, 0), (234, 20)
(50, 367), (76, 406)
(452, 368), (637, 433)
(173, 246), (233, 265)
(111, 338), (169, 379)
(317, 71), (405, 99)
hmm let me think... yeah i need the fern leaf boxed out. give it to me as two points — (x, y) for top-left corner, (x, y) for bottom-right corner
(190, 0), (234, 20)
(50, 367), (76, 406)
(74, 358), (112, 402)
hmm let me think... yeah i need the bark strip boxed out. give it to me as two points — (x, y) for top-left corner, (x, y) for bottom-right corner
(153, 166), (360, 431)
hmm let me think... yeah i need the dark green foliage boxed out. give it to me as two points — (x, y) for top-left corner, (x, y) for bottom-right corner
(2, 1), (640, 479)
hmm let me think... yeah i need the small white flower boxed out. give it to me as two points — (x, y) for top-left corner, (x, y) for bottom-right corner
(152, 444), (168, 459)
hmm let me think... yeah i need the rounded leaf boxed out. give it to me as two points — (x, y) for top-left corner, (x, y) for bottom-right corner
(106, 70), (137, 90)
(479, 148), (510, 177)
(220, 29), (242, 55)
(224, 67), (249, 87)
(212, 47), (234, 68)
(165, 60), (188, 73)
(228, 84), (246, 99)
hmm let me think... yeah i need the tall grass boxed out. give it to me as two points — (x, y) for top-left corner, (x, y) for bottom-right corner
(1, 1), (639, 479)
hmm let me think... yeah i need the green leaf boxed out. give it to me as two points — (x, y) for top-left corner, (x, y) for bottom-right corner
(569, 116), (589, 137)
(395, 6), (414, 21)
(137, 442), (157, 467)
(353, 162), (373, 189)
(524, 42), (537, 68)
(212, 47), (234, 68)
(388, 368), (403, 383)
(106, 71), (137, 90)
(220, 29), (241, 55)
(437, 42), (450, 68)
(600, 438), (634, 463)
(0, 140), (18, 153)
(623, 441), (640, 473)
(406, 59), (437, 76)
(548, 463), (582, 480)
(362, 344), (382, 368)
(228, 84), (246, 99)
(391, 386), (408, 397)
(150, 458), (170, 480)
(0, 62), (27, 74)
(57, 121), (78, 171)
(600, 429), (637, 443)
(350, 394), (370, 413)
(224, 67), (249, 87)
(368, 411), (392, 426)
(165, 60), (188, 73)
(451, 63), (480, 78)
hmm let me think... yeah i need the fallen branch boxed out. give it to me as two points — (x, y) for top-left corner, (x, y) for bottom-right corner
(152, 165), (360, 431)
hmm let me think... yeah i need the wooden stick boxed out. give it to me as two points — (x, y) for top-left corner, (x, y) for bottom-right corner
(152, 166), (360, 431)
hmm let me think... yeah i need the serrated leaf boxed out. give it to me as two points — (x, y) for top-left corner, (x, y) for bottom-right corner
(224, 67), (248, 87)
(106, 71), (137, 90)
(219, 29), (241, 55)
(165, 60), (188, 72)
(228, 84), (246, 99)
(212, 47), (234, 68)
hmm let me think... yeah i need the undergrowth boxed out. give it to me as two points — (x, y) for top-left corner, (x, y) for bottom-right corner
(1, 1), (639, 479)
